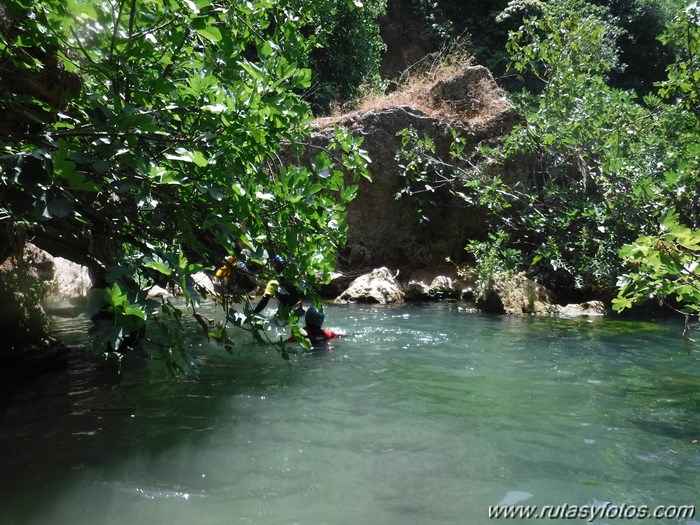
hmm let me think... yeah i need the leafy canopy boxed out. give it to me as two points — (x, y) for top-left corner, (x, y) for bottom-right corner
(0, 0), (370, 365)
(613, 2), (700, 324)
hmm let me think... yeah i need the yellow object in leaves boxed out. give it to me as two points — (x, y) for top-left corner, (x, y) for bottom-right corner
(215, 256), (237, 279)
(263, 279), (279, 296)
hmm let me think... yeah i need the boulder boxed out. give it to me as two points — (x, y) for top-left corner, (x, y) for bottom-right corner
(335, 267), (404, 304)
(429, 275), (458, 299)
(478, 272), (554, 315)
(404, 280), (431, 301)
(191, 271), (216, 295)
(405, 263), (475, 301)
(146, 285), (174, 300)
(477, 273), (609, 317)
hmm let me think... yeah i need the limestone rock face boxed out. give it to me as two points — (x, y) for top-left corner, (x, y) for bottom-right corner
(42, 255), (92, 314)
(0, 244), (58, 336)
(0, 244), (75, 379)
(0, 257), (25, 337)
(335, 267), (404, 304)
(309, 108), (512, 274)
(0, 243), (92, 323)
(301, 65), (518, 277)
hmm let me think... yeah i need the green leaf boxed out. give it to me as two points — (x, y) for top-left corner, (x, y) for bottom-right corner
(164, 148), (208, 167)
(192, 150), (208, 168)
(611, 295), (633, 312)
(195, 26), (222, 42)
(239, 60), (264, 82)
(150, 166), (181, 185)
(660, 209), (681, 232)
(183, 0), (200, 13)
(144, 256), (172, 276)
(260, 40), (274, 58)
(123, 304), (145, 320)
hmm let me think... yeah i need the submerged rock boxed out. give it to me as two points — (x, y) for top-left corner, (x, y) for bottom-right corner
(549, 301), (607, 317)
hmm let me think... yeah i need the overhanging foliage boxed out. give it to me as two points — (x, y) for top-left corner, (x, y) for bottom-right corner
(0, 0), (370, 365)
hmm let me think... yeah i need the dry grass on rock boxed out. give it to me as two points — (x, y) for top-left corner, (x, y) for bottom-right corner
(320, 40), (511, 127)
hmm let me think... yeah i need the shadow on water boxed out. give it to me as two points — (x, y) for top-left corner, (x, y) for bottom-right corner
(0, 303), (325, 524)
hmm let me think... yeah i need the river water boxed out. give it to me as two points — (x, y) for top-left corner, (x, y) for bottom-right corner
(1, 302), (699, 525)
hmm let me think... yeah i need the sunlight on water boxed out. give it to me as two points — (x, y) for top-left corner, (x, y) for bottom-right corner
(1, 303), (699, 525)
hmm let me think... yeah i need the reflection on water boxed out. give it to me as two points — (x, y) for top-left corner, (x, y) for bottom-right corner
(1, 303), (699, 525)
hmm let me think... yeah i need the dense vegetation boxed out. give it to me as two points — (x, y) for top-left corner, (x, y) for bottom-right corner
(486, 0), (699, 323)
(0, 0), (371, 367)
(307, 0), (386, 114)
(394, 0), (682, 95)
(397, 0), (699, 328)
(1, 0), (698, 372)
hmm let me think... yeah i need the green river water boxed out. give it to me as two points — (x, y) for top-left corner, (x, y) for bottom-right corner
(1, 302), (699, 525)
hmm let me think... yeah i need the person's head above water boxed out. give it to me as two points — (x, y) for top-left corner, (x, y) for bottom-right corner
(305, 306), (326, 328)
(271, 254), (287, 273)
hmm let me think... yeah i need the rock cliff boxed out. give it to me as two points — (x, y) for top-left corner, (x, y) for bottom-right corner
(308, 65), (517, 277)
